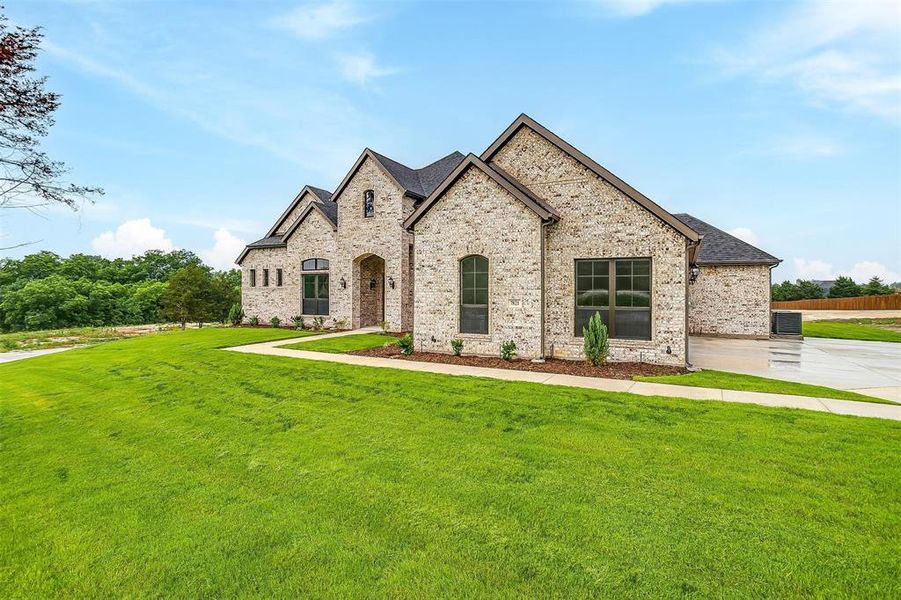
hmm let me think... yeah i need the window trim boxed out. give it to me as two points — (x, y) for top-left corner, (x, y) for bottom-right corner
(574, 257), (652, 340)
(301, 258), (329, 271)
(302, 273), (329, 316)
(276, 268), (283, 287)
(459, 254), (489, 335)
(250, 269), (256, 287)
(363, 189), (374, 218)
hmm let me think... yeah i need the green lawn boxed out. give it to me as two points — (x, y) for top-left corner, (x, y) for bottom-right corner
(635, 369), (892, 404)
(280, 332), (398, 353)
(1, 329), (899, 597)
(803, 318), (901, 342)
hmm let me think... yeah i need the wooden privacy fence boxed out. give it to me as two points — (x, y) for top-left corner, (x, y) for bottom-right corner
(772, 294), (901, 310)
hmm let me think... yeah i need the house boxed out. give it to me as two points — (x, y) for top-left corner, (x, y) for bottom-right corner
(238, 114), (781, 366)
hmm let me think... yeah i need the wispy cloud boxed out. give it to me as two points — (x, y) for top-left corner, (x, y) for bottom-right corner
(792, 257), (901, 283)
(201, 228), (246, 270)
(591, 0), (717, 18)
(337, 51), (399, 87)
(771, 134), (841, 160)
(91, 218), (174, 258)
(714, 0), (901, 123)
(727, 227), (759, 246)
(271, 1), (370, 40)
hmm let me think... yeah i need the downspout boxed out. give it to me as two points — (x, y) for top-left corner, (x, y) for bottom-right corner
(539, 220), (549, 360)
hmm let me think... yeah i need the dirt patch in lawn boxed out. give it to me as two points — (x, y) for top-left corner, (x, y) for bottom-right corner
(350, 345), (685, 379)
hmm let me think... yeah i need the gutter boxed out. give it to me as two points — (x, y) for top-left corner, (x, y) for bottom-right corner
(539, 220), (549, 360)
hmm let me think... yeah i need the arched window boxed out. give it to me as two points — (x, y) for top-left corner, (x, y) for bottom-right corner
(459, 255), (488, 334)
(302, 258), (329, 315)
(363, 190), (374, 217)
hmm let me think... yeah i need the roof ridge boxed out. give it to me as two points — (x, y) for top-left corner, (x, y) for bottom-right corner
(675, 213), (780, 266)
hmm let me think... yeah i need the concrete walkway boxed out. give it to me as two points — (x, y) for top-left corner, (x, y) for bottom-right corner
(225, 330), (901, 421)
(0, 346), (75, 364)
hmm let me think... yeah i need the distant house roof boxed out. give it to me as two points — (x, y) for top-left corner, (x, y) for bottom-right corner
(675, 213), (780, 266)
(332, 149), (465, 202)
(813, 279), (836, 295)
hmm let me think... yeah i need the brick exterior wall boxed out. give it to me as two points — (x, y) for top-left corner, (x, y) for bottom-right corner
(688, 264), (771, 338)
(489, 127), (688, 366)
(241, 208), (337, 325)
(413, 166), (544, 357)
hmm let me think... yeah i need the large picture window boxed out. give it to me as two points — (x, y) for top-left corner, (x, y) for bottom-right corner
(302, 258), (329, 315)
(460, 255), (488, 334)
(575, 258), (651, 340)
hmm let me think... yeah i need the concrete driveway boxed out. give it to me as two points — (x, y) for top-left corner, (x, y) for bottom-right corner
(689, 336), (901, 402)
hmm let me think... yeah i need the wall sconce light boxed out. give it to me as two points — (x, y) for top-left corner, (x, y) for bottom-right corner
(339, 277), (346, 289)
(369, 278), (376, 290)
(688, 264), (700, 283)
(387, 276), (395, 289)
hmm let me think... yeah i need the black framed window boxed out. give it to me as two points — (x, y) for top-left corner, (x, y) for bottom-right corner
(262, 269), (269, 287)
(363, 190), (374, 217)
(575, 258), (651, 340)
(250, 269), (256, 287)
(301, 258), (329, 271)
(303, 274), (329, 315)
(460, 255), (488, 334)
(276, 268), (283, 287)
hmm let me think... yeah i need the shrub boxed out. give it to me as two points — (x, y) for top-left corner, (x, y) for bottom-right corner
(828, 276), (861, 298)
(333, 318), (348, 330)
(291, 315), (305, 330)
(227, 303), (244, 327)
(450, 338), (464, 356)
(582, 312), (609, 366)
(500, 340), (517, 361)
(270, 316), (281, 328)
(378, 320), (388, 334)
(397, 333), (415, 355)
(248, 316), (259, 326)
(313, 316), (325, 331)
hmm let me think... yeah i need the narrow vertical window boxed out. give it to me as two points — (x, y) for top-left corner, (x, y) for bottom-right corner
(276, 268), (283, 287)
(460, 255), (488, 334)
(363, 190), (374, 217)
(263, 269), (269, 287)
(250, 269), (256, 287)
(574, 260), (609, 335)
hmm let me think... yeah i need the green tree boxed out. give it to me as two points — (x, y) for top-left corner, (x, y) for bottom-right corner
(828, 276), (861, 298)
(161, 265), (214, 328)
(582, 312), (610, 366)
(796, 280), (824, 300)
(861, 276), (894, 296)
(771, 280), (801, 301)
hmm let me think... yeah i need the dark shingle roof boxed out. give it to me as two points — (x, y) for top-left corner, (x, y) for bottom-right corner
(313, 200), (337, 226)
(675, 213), (780, 266)
(246, 235), (285, 248)
(370, 150), (465, 198)
(308, 186), (332, 202)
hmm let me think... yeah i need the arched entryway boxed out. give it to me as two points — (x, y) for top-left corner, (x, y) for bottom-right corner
(354, 253), (385, 328)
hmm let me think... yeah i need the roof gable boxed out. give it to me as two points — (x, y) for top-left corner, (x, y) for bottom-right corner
(282, 201), (338, 242)
(481, 114), (700, 242)
(332, 148), (465, 203)
(265, 185), (332, 238)
(674, 213), (780, 266)
(404, 153), (559, 230)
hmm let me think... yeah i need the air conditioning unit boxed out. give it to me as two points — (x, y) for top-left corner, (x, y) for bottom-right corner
(771, 311), (802, 336)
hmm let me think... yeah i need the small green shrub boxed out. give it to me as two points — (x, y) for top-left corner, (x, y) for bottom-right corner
(379, 320), (389, 334)
(450, 338), (464, 356)
(333, 318), (348, 330)
(397, 334), (415, 355)
(582, 312), (609, 366)
(313, 316), (325, 331)
(270, 316), (281, 328)
(227, 303), (244, 327)
(291, 315), (305, 330)
(248, 316), (260, 327)
(500, 340), (517, 361)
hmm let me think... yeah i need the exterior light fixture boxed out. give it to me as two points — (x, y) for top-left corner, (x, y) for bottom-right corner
(370, 278), (376, 290)
(689, 264), (700, 283)
(339, 277), (346, 289)
(388, 276), (395, 289)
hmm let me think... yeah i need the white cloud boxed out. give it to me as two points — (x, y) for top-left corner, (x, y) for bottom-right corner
(792, 257), (901, 283)
(91, 218), (175, 258)
(592, 0), (715, 18)
(728, 227), (759, 246)
(715, 0), (901, 122)
(337, 51), (399, 87)
(272, 1), (369, 40)
(771, 134), (841, 160)
(201, 228), (246, 271)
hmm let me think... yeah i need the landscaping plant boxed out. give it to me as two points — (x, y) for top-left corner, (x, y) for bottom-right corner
(313, 316), (325, 331)
(228, 303), (244, 327)
(450, 338), (464, 356)
(500, 340), (517, 361)
(248, 316), (260, 327)
(270, 316), (281, 328)
(291, 315), (305, 330)
(582, 312), (609, 366)
(398, 333), (415, 355)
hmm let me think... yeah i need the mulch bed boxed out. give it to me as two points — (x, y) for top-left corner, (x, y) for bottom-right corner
(350, 345), (686, 379)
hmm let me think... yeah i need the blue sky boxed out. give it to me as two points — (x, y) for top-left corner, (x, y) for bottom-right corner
(2, 0), (899, 283)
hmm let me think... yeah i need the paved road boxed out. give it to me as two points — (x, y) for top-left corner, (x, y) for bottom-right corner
(0, 347), (75, 364)
(690, 336), (901, 401)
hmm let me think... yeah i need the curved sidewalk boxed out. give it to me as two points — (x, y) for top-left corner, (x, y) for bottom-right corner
(225, 330), (901, 422)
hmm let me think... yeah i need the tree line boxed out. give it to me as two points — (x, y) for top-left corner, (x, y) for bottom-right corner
(0, 250), (240, 332)
(771, 275), (897, 301)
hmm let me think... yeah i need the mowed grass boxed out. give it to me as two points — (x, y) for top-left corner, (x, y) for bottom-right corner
(803, 318), (901, 342)
(1, 329), (899, 597)
(635, 369), (892, 404)
(0, 326), (142, 352)
(281, 332), (398, 353)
